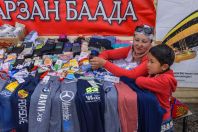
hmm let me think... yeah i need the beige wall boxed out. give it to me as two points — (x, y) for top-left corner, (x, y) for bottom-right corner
(154, 0), (198, 103)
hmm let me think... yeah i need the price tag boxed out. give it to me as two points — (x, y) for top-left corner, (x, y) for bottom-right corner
(6, 81), (19, 92)
(0, 49), (5, 54)
(54, 59), (63, 71)
(2, 62), (9, 71)
(69, 59), (78, 67)
(78, 52), (90, 61)
(24, 61), (31, 67)
(104, 75), (120, 83)
(16, 78), (25, 84)
(34, 59), (43, 66)
(44, 58), (52, 66)
(56, 59), (62, 65)
(88, 80), (98, 88)
(16, 64), (23, 69)
(18, 55), (24, 59)
(42, 75), (50, 84)
(33, 57), (40, 60)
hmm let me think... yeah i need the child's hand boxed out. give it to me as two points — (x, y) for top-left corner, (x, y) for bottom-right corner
(90, 57), (106, 70)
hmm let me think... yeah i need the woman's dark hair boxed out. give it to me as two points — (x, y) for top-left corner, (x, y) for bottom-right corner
(149, 44), (175, 66)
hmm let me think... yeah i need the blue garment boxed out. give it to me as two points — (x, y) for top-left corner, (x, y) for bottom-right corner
(91, 36), (116, 44)
(10, 76), (39, 132)
(0, 90), (15, 132)
(0, 71), (10, 92)
(89, 37), (113, 50)
(0, 78), (8, 92)
(75, 79), (105, 132)
(112, 43), (130, 49)
(121, 77), (166, 132)
(92, 68), (112, 81)
(0, 80), (22, 132)
(103, 81), (121, 132)
(59, 79), (80, 132)
(63, 42), (72, 52)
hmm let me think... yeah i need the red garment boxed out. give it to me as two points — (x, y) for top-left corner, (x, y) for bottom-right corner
(115, 81), (138, 132)
(99, 47), (148, 79)
(135, 70), (177, 120)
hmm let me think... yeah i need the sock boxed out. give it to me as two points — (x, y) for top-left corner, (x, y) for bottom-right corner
(58, 35), (69, 42)
(41, 39), (56, 55)
(34, 43), (44, 57)
(20, 42), (34, 58)
(63, 42), (72, 53)
(53, 42), (64, 54)
(72, 43), (81, 56)
(74, 37), (85, 44)
(6, 46), (14, 54)
(24, 31), (38, 43)
(12, 45), (24, 55)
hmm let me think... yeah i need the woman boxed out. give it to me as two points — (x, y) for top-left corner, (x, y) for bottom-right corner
(90, 25), (154, 79)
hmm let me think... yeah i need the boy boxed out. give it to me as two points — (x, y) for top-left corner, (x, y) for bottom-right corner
(136, 44), (177, 132)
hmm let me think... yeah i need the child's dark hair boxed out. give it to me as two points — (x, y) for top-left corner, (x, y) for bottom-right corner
(149, 44), (175, 66)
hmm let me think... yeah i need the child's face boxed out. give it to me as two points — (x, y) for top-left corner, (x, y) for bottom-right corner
(147, 53), (166, 75)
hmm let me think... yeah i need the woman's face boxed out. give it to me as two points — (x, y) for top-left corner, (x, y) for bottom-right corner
(133, 33), (152, 54)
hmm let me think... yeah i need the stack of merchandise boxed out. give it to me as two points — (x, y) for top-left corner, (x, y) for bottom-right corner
(0, 23), (26, 47)
(0, 31), (133, 79)
(0, 23), (24, 38)
(0, 30), (136, 132)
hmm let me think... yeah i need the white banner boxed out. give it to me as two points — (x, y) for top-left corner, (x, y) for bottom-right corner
(156, 0), (198, 88)
(156, 0), (198, 41)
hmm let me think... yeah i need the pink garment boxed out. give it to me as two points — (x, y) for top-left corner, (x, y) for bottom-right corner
(115, 39), (133, 45)
(115, 81), (138, 132)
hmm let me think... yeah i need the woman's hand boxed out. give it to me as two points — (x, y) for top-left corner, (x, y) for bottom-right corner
(90, 57), (107, 70)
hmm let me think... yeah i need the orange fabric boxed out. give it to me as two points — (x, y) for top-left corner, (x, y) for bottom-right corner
(115, 81), (138, 132)
(170, 97), (189, 119)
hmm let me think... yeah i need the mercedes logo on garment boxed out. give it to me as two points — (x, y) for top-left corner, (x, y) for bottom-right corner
(60, 91), (74, 102)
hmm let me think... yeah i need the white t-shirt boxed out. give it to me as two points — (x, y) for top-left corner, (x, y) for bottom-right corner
(113, 49), (138, 70)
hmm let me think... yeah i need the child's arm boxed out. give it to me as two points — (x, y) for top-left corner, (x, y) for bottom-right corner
(104, 60), (148, 79)
(135, 75), (168, 94)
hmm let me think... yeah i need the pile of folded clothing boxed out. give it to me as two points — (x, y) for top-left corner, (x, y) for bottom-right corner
(0, 23), (25, 38)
